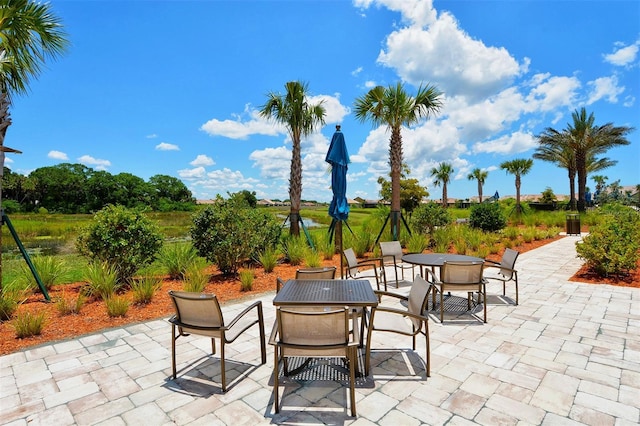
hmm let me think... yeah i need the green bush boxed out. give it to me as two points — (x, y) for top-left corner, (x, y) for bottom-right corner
(304, 248), (322, 268)
(82, 262), (121, 300)
(55, 291), (86, 315)
(19, 256), (68, 291)
(190, 196), (281, 275)
(0, 285), (25, 321)
(576, 204), (640, 276)
(281, 236), (306, 266)
(76, 205), (163, 283)
(469, 203), (507, 232)
(406, 233), (428, 253)
(239, 268), (255, 291)
(130, 275), (162, 305)
(105, 296), (130, 317)
(257, 247), (280, 273)
(13, 311), (46, 338)
(411, 203), (452, 234)
(183, 261), (209, 292)
(158, 242), (199, 280)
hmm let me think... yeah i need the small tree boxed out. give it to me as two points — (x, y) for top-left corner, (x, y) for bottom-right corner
(539, 187), (557, 204)
(469, 203), (507, 232)
(76, 205), (163, 283)
(411, 203), (452, 235)
(190, 196), (281, 275)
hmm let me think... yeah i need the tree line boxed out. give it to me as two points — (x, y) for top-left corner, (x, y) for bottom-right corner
(1, 163), (196, 214)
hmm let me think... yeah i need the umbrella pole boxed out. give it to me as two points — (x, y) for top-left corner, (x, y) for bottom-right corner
(335, 220), (343, 278)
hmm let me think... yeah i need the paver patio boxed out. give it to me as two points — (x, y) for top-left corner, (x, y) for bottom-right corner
(1, 235), (639, 425)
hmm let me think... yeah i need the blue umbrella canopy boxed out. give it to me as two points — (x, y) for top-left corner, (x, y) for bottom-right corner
(326, 126), (350, 221)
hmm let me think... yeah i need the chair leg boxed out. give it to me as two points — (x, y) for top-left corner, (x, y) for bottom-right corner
(273, 348), (280, 413)
(258, 304), (267, 364)
(514, 275), (519, 305)
(220, 338), (226, 392)
(440, 289), (444, 323)
(348, 347), (357, 417)
(424, 322), (430, 377)
(171, 324), (177, 379)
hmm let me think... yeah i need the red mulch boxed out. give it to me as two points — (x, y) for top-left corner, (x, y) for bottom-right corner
(1, 234), (637, 355)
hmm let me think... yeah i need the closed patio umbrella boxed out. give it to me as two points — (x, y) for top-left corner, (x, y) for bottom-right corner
(325, 125), (350, 276)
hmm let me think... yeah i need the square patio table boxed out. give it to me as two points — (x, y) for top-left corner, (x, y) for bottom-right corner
(272, 279), (378, 376)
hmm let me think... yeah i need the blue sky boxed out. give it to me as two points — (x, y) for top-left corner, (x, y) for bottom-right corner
(6, 0), (639, 202)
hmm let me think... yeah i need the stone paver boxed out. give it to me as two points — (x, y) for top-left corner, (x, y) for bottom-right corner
(1, 235), (639, 425)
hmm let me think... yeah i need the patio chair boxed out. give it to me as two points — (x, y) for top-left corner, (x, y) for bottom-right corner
(270, 307), (358, 416)
(365, 274), (433, 377)
(168, 290), (266, 392)
(483, 248), (520, 305)
(342, 248), (386, 291)
(379, 241), (415, 287)
(431, 261), (487, 323)
(275, 266), (337, 293)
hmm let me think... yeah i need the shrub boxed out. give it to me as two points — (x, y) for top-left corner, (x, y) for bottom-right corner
(469, 203), (507, 232)
(19, 256), (68, 291)
(190, 196), (281, 275)
(304, 248), (321, 268)
(0, 285), (25, 321)
(411, 203), (452, 234)
(183, 261), (209, 292)
(158, 243), (199, 280)
(257, 247), (280, 273)
(13, 311), (46, 338)
(55, 291), (86, 315)
(239, 269), (255, 292)
(576, 204), (640, 276)
(406, 233), (428, 253)
(105, 296), (129, 317)
(76, 205), (163, 283)
(82, 262), (121, 300)
(130, 276), (162, 304)
(281, 236), (306, 266)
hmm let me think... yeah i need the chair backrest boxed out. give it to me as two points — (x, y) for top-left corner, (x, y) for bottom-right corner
(500, 248), (519, 278)
(380, 241), (403, 259)
(442, 261), (484, 284)
(407, 276), (431, 328)
(343, 248), (358, 268)
(296, 266), (336, 280)
(169, 290), (224, 329)
(276, 307), (349, 346)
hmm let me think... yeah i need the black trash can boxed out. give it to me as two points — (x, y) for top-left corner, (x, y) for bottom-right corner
(566, 214), (580, 235)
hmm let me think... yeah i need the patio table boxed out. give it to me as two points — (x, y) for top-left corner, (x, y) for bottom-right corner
(273, 279), (378, 376)
(402, 253), (484, 278)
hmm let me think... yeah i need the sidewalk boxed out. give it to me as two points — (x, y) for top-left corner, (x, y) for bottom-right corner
(1, 236), (639, 425)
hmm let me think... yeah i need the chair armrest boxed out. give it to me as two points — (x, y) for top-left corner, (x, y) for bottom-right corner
(372, 306), (430, 323)
(226, 300), (263, 330)
(373, 290), (408, 302)
(268, 320), (279, 346)
(276, 277), (285, 293)
(483, 263), (517, 273)
(422, 268), (438, 283)
(483, 259), (501, 267)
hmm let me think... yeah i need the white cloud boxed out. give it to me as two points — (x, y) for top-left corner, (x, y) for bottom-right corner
(603, 40), (639, 67)
(200, 104), (281, 139)
(472, 131), (537, 155)
(377, 10), (525, 101)
(351, 66), (363, 76)
(364, 80), (377, 88)
(155, 142), (179, 151)
(178, 167), (206, 180)
(355, 0), (437, 27)
(586, 75), (625, 104)
(48, 150), (68, 160)
(146, 134), (158, 139)
(190, 154), (215, 167)
(524, 74), (581, 112)
(77, 155), (111, 170)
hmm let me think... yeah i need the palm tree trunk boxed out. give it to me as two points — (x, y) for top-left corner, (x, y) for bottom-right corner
(478, 181), (483, 203)
(515, 175), (521, 213)
(289, 137), (302, 236)
(0, 93), (11, 290)
(442, 183), (448, 208)
(389, 127), (402, 240)
(568, 169), (577, 211)
(576, 151), (587, 212)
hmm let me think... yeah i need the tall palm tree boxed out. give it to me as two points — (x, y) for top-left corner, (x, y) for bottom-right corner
(260, 81), (325, 236)
(354, 82), (442, 240)
(566, 108), (633, 212)
(0, 0), (68, 284)
(500, 158), (533, 214)
(534, 128), (577, 210)
(430, 162), (454, 208)
(467, 168), (488, 203)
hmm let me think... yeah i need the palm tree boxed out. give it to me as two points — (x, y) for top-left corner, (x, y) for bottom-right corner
(354, 82), (442, 240)
(534, 128), (577, 210)
(1, 0), (68, 285)
(260, 81), (325, 236)
(566, 108), (633, 212)
(430, 162), (454, 208)
(467, 168), (488, 203)
(500, 158), (533, 214)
